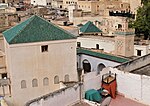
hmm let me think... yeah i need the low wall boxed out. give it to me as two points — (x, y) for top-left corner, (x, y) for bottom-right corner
(115, 53), (150, 72)
(26, 83), (81, 106)
(83, 71), (101, 92)
(109, 67), (150, 105)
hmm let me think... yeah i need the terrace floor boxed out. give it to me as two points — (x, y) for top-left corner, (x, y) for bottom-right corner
(110, 95), (148, 106)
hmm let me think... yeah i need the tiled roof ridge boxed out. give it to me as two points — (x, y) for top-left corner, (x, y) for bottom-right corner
(83, 21), (92, 33)
(9, 15), (35, 43)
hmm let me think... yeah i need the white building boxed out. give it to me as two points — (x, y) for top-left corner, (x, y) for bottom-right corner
(1, 15), (78, 106)
(31, 0), (52, 6)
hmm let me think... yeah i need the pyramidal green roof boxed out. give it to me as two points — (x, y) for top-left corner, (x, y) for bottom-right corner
(80, 21), (102, 33)
(3, 15), (76, 44)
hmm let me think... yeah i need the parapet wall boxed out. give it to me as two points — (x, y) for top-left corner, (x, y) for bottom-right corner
(26, 83), (81, 106)
(109, 67), (150, 105)
(115, 53), (150, 72)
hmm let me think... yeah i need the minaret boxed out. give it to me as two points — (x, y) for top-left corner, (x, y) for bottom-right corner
(68, 4), (78, 23)
(115, 18), (135, 57)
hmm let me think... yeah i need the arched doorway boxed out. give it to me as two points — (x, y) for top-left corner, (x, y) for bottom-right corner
(82, 59), (91, 73)
(97, 63), (106, 75)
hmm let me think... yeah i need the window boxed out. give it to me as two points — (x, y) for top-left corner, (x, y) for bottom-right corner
(96, 44), (99, 49)
(137, 50), (142, 56)
(2, 73), (7, 79)
(77, 42), (81, 47)
(54, 76), (59, 84)
(43, 77), (49, 86)
(41, 45), (48, 52)
(21, 80), (27, 88)
(118, 24), (122, 29)
(64, 74), (69, 82)
(121, 4), (123, 8)
(32, 79), (38, 87)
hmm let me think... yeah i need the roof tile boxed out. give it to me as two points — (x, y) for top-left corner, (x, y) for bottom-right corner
(3, 15), (76, 44)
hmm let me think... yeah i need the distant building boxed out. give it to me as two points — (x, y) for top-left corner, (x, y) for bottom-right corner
(31, 0), (52, 6)
(1, 15), (78, 106)
(77, 20), (135, 57)
(51, 0), (63, 8)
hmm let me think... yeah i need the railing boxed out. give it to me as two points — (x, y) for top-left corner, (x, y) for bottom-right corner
(0, 78), (10, 86)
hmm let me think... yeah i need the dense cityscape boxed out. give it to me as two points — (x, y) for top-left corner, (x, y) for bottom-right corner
(0, 0), (150, 106)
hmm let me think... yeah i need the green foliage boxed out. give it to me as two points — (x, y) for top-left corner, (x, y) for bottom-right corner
(131, 1), (150, 39)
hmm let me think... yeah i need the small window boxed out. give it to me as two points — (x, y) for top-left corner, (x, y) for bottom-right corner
(21, 80), (27, 88)
(32, 79), (38, 87)
(64, 74), (69, 82)
(41, 45), (48, 52)
(43, 77), (49, 86)
(54, 76), (59, 84)
(137, 50), (142, 56)
(96, 44), (99, 49)
(77, 42), (81, 47)
(2, 73), (7, 79)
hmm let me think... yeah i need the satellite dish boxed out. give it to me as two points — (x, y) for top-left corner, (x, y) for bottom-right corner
(100, 97), (111, 106)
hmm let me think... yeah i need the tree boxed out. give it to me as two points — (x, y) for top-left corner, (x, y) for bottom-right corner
(131, 1), (150, 39)
(141, 0), (149, 5)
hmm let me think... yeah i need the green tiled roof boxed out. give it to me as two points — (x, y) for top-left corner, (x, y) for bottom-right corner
(77, 48), (129, 63)
(80, 21), (102, 33)
(3, 15), (76, 44)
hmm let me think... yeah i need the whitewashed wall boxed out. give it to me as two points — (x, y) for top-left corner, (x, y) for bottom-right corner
(77, 37), (115, 53)
(108, 67), (150, 105)
(134, 45), (149, 56)
(27, 84), (80, 106)
(83, 71), (101, 92)
(78, 54), (120, 72)
(31, 0), (52, 6)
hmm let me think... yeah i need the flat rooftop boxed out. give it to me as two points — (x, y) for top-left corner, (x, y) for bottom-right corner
(131, 64), (150, 76)
(110, 95), (147, 106)
(78, 35), (115, 42)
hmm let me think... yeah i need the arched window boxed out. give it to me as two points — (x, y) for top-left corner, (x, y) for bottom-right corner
(97, 63), (106, 75)
(21, 80), (26, 88)
(43, 77), (49, 86)
(32, 79), (38, 87)
(54, 76), (59, 84)
(82, 59), (91, 73)
(64, 74), (69, 82)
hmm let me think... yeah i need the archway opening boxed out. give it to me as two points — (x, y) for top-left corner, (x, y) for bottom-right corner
(82, 59), (91, 73)
(97, 63), (106, 75)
